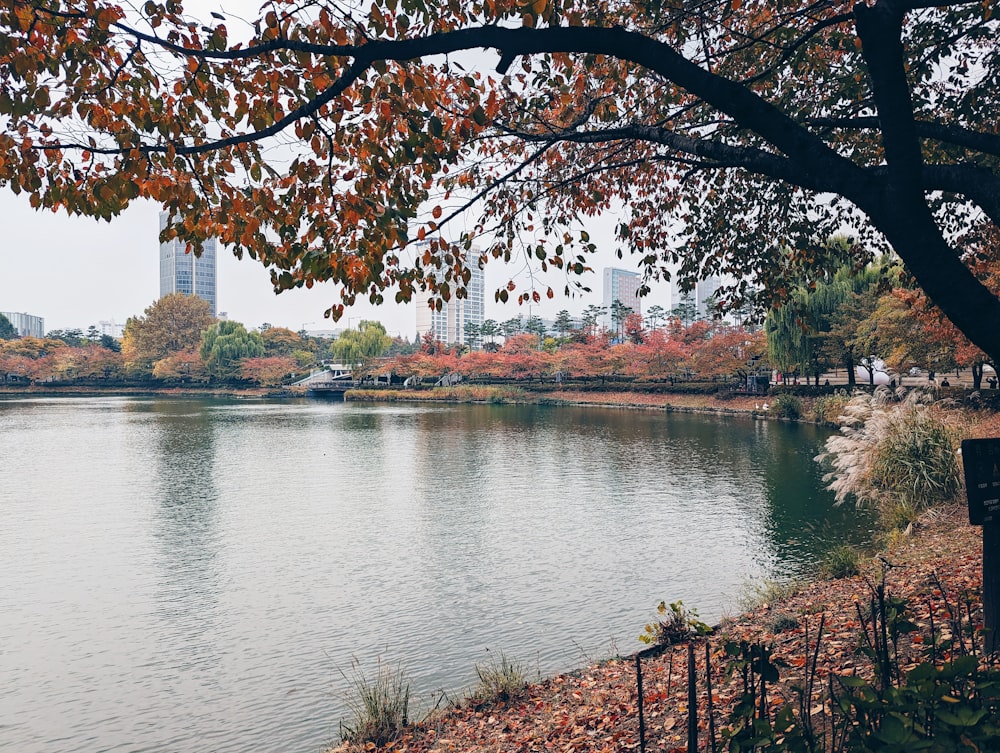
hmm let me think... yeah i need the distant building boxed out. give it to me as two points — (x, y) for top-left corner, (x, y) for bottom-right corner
(602, 267), (642, 331)
(695, 275), (723, 320)
(158, 211), (218, 316)
(99, 319), (125, 338)
(1, 311), (44, 338)
(670, 275), (723, 321)
(414, 243), (485, 345)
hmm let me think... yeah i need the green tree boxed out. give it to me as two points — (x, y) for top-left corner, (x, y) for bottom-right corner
(200, 320), (265, 381)
(524, 315), (546, 341)
(329, 320), (392, 368)
(644, 305), (667, 331)
(7, 1), (1000, 363)
(581, 305), (607, 337)
(766, 259), (888, 386)
(0, 313), (16, 340)
(823, 291), (881, 385)
(501, 317), (523, 339)
(553, 310), (573, 339)
(99, 334), (121, 353)
(480, 319), (500, 349)
(463, 320), (481, 350)
(609, 300), (633, 340)
(46, 328), (86, 346)
(121, 294), (215, 373)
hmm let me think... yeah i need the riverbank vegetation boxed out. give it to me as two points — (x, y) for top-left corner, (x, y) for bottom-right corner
(3, 242), (998, 396)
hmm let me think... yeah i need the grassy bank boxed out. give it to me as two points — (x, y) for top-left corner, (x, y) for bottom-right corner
(346, 385), (771, 415)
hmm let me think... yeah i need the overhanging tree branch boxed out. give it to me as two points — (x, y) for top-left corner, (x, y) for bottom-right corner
(807, 116), (1000, 159)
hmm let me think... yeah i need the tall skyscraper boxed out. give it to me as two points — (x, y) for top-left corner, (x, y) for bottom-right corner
(670, 275), (723, 322)
(158, 212), (218, 316)
(602, 267), (642, 331)
(695, 275), (723, 320)
(414, 244), (485, 345)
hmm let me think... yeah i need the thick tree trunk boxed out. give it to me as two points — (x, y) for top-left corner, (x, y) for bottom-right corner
(855, 2), (1000, 365)
(881, 220), (1000, 364)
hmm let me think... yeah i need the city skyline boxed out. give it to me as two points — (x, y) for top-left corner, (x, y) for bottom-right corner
(0, 193), (676, 337)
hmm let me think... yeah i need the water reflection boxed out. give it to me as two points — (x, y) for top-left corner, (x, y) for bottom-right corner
(0, 398), (875, 753)
(148, 401), (222, 663)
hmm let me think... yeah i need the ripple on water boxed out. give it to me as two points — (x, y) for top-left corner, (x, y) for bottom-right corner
(0, 399), (872, 753)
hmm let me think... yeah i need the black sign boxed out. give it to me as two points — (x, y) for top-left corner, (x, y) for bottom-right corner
(962, 438), (1000, 525)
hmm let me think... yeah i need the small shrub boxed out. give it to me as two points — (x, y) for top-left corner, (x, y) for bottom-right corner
(772, 393), (802, 420)
(767, 613), (801, 633)
(339, 659), (410, 747)
(639, 600), (711, 645)
(820, 544), (865, 579)
(881, 500), (921, 533)
(473, 652), (527, 703)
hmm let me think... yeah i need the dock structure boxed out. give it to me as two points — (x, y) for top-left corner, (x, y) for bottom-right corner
(291, 364), (355, 394)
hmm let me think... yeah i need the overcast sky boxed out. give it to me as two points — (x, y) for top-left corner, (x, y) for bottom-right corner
(0, 190), (675, 337)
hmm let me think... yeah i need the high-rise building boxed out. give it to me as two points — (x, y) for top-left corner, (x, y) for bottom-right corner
(1, 311), (44, 338)
(602, 267), (642, 332)
(414, 244), (485, 345)
(158, 212), (218, 316)
(670, 275), (723, 322)
(695, 275), (723, 320)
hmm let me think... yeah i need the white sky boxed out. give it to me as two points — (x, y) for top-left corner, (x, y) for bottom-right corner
(0, 191), (672, 338)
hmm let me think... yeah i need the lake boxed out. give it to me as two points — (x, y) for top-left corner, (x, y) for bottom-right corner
(0, 397), (871, 753)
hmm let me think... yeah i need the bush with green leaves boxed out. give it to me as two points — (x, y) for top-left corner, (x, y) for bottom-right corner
(812, 391), (851, 426)
(816, 388), (961, 525)
(718, 579), (1000, 753)
(639, 600), (712, 645)
(772, 393), (803, 420)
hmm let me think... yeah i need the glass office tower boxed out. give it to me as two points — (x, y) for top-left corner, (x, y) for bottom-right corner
(158, 211), (218, 316)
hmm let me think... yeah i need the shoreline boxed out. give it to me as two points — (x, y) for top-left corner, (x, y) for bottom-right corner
(332, 504), (984, 753)
(4, 384), (992, 751)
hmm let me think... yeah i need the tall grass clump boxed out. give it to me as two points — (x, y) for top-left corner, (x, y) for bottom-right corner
(472, 652), (528, 703)
(812, 390), (851, 426)
(339, 659), (410, 747)
(819, 543), (866, 579)
(817, 387), (961, 527)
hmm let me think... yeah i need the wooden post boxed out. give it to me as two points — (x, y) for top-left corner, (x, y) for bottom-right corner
(985, 523), (1000, 654)
(635, 654), (646, 753)
(961, 438), (1000, 654)
(688, 643), (698, 753)
(705, 641), (716, 753)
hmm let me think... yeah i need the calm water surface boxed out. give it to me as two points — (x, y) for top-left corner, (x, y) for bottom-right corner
(0, 397), (872, 753)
